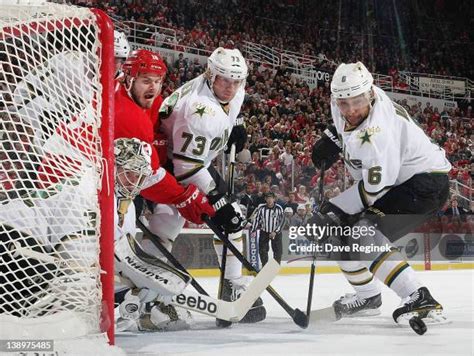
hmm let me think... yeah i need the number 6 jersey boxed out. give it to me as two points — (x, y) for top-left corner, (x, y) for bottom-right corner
(330, 85), (451, 214)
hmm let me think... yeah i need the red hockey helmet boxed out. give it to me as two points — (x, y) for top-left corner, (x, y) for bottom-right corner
(122, 49), (167, 78)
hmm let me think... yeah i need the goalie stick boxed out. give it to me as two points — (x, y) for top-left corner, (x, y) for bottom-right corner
(136, 219), (208, 295)
(173, 259), (279, 322)
(203, 216), (309, 328)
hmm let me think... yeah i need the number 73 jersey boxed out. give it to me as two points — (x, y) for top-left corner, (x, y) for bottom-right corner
(330, 85), (451, 214)
(159, 74), (244, 192)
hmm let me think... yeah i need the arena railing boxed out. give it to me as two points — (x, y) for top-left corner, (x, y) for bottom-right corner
(398, 71), (472, 101)
(449, 180), (473, 208)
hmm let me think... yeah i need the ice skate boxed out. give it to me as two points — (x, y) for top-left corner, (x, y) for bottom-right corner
(333, 293), (382, 318)
(393, 287), (447, 325)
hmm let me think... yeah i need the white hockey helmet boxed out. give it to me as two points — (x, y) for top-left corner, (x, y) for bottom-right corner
(330, 62), (373, 99)
(207, 47), (248, 85)
(114, 138), (153, 198)
(114, 30), (131, 59)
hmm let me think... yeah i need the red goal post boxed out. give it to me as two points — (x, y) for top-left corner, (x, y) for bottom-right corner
(0, 0), (116, 349)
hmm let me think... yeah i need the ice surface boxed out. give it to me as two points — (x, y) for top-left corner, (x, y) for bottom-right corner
(117, 269), (473, 356)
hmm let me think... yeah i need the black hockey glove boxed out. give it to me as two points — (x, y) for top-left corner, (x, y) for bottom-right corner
(311, 125), (342, 170)
(307, 201), (349, 242)
(207, 191), (245, 234)
(225, 124), (247, 154)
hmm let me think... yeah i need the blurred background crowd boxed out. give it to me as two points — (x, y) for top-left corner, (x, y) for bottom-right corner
(72, 0), (472, 231)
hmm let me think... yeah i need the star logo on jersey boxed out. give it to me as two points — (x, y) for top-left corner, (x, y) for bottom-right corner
(359, 131), (372, 145)
(192, 103), (215, 118)
(192, 103), (207, 118)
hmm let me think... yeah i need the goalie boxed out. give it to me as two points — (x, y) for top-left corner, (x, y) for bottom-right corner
(113, 137), (193, 332)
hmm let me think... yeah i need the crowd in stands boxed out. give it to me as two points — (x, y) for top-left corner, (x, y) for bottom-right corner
(162, 53), (472, 234)
(75, 0), (472, 78)
(71, 0), (472, 231)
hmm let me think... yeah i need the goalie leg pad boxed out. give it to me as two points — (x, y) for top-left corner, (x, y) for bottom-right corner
(115, 234), (191, 300)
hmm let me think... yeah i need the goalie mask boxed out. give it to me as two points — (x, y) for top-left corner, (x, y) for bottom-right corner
(206, 47), (248, 103)
(114, 138), (153, 199)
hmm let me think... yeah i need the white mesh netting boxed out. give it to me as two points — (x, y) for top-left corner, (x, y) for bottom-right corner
(0, 2), (107, 340)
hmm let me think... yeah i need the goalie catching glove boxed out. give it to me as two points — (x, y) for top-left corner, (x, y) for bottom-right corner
(311, 125), (342, 170)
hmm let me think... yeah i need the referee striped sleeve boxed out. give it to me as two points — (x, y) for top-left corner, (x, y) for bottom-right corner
(250, 203), (265, 231)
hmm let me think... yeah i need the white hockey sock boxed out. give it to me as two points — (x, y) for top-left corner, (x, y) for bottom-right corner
(387, 265), (423, 299)
(366, 250), (422, 299)
(351, 219), (422, 299)
(338, 260), (382, 299)
(213, 233), (243, 280)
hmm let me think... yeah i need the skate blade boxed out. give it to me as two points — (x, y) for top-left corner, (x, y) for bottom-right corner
(396, 309), (450, 326)
(345, 308), (381, 318)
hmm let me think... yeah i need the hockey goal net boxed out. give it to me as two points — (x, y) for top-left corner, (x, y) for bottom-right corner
(0, 0), (116, 350)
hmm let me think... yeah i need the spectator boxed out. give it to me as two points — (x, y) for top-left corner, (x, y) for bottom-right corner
(290, 204), (311, 227)
(282, 206), (294, 230)
(295, 185), (309, 203)
(237, 142), (252, 164)
(239, 184), (256, 218)
(285, 192), (299, 213)
(444, 198), (469, 222)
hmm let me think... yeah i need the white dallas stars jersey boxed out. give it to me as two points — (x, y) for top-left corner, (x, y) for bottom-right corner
(330, 86), (451, 214)
(159, 74), (245, 193)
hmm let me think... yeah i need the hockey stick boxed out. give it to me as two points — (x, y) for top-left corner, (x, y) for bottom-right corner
(136, 219), (209, 295)
(308, 305), (340, 325)
(216, 144), (236, 326)
(203, 216), (309, 328)
(10, 240), (59, 265)
(306, 161), (326, 319)
(306, 162), (344, 326)
(9, 240), (89, 272)
(173, 259), (280, 321)
(129, 231), (280, 321)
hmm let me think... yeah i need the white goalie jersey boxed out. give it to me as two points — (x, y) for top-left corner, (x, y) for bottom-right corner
(159, 74), (245, 193)
(330, 86), (452, 214)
